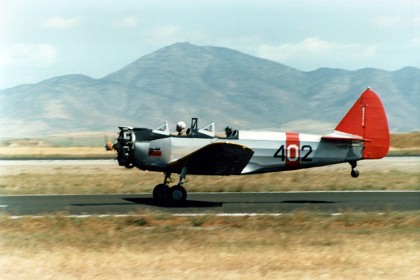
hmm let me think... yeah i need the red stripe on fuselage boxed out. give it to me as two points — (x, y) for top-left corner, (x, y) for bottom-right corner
(285, 132), (300, 170)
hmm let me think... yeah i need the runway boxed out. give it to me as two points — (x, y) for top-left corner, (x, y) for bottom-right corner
(1, 191), (419, 216)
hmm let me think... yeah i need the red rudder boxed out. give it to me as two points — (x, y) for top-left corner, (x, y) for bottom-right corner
(334, 88), (390, 159)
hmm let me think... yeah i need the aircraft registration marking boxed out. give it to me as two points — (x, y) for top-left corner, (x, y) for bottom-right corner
(273, 133), (313, 169)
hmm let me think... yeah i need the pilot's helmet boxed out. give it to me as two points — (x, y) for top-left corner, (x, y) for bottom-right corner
(176, 121), (186, 132)
(225, 126), (232, 134)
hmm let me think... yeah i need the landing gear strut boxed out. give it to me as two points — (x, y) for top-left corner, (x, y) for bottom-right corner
(349, 161), (359, 178)
(152, 169), (188, 202)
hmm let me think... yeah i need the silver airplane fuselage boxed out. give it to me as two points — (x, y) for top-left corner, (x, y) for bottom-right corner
(129, 130), (362, 174)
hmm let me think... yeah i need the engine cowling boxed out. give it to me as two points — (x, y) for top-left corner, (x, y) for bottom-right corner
(114, 126), (136, 168)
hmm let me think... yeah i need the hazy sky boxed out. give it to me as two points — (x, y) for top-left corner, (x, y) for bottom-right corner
(1, 0), (419, 89)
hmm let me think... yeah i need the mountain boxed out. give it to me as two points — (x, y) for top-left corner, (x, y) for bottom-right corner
(0, 42), (419, 137)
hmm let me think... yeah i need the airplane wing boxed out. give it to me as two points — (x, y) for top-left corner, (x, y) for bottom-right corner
(167, 142), (254, 175)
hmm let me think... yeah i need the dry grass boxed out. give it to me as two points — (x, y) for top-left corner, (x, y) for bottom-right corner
(0, 147), (113, 159)
(1, 211), (419, 279)
(1, 163), (419, 195)
(1, 134), (418, 279)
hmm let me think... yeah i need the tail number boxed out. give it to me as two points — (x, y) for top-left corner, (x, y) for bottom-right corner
(274, 145), (312, 161)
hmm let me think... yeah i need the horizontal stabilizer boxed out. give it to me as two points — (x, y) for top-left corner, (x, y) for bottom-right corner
(321, 131), (365, 142)
(168, 142), (254, 175)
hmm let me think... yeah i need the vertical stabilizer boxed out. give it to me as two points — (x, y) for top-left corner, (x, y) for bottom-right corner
(334, 88), (390, 159)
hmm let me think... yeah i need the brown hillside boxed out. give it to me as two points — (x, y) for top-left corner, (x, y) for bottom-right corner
(390, 132), (420, 148)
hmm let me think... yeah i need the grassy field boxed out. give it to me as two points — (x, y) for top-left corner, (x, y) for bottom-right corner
(1, 211), (419, 279)
(1, 133), (418, 279)
(0, 159), (419, 195)
(0, 146), (114, 159)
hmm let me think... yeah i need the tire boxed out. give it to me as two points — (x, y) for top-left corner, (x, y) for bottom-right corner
(351, 169), (360, 178)
(169, 185), (187, 201)
(153, 184), (169, 200)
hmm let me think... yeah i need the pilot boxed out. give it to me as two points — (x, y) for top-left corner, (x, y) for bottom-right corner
(225, 126), (233, 138)
(176, 121), (187, 136)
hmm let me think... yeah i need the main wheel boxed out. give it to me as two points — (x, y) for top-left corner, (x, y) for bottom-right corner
(153, 184), (170, 200)
(169, 185), (187, 201)
(351, 169), (360, 178)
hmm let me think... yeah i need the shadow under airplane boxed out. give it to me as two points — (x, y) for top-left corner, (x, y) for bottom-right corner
(123, 197), (224, 208)
(123, 197), (336, 208)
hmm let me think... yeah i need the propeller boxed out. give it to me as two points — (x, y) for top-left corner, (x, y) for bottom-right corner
(104, 135), (114, 151)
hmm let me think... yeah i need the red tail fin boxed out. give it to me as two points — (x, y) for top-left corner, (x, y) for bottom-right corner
(334, 88), (390, 159)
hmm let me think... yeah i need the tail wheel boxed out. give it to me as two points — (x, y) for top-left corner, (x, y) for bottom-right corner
(169, 185), (187, 201)
(349, 161), (359, 178)
(351, 169), (360, 178)
(153, 184), (170, 200)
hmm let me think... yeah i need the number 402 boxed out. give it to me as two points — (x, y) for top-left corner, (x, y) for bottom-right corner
(274, 145), (312, 161)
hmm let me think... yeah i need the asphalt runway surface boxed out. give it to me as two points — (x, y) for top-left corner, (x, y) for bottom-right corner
(1, 191), (419, 216)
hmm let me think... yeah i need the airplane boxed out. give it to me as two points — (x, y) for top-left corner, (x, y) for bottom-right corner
(109, 88), (389, 202)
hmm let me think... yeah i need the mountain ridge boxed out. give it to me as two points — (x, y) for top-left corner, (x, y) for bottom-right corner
(0, 42), (419, 137)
